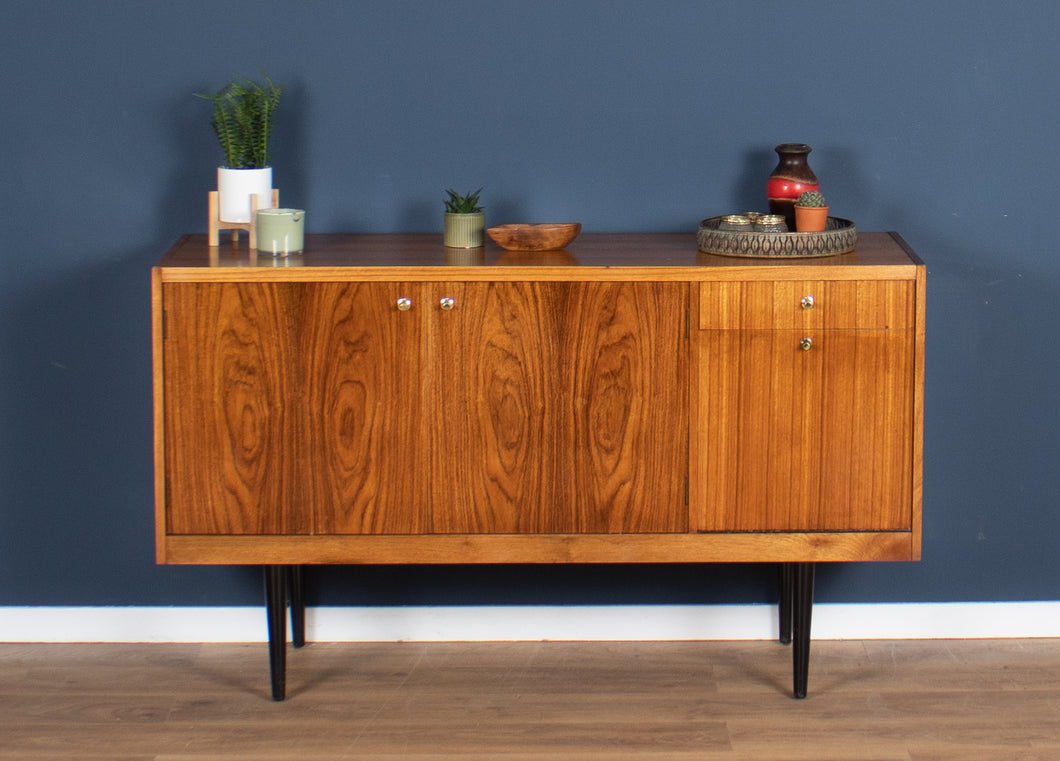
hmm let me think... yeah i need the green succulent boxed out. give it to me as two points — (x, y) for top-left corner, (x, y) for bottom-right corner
(195, 73), (283, 169)
(795, 190), (827, 207)
(444, 187), (484, 214)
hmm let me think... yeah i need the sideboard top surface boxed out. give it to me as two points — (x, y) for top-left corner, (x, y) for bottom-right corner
(154, 232), (922, 283)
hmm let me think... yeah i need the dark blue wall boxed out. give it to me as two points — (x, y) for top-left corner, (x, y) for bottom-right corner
(2, 1), (1058, 607)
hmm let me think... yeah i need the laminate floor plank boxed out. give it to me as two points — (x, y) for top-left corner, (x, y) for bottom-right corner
(2, 640), (1059, 760)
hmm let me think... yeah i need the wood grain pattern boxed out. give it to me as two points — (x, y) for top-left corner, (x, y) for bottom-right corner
(428, 282), (556, 534)
(164, 283), (296, 535)
(154, 232), (922, 281)
(564, 282), (688, 532)
(486, 222), (582, 251)
(5, 640), (1059, 760)
(154, 233), (924, 564)
(699, 279), (913, 330)
(160, 531), (913, 565)
(911, 259), (927, 559)
(693, 274), (917, 534)
(428, 281), (687, 534)
(163, 282), (428, 536)
(696, 329), (914, 532)
(305, 283), (426, 535)
(162, 280), (687, 539)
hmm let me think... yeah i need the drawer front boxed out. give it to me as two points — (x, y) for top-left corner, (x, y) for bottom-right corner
(699, 280), (914, 330)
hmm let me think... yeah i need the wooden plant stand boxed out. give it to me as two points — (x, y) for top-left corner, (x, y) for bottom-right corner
(208, 189), (279, 248)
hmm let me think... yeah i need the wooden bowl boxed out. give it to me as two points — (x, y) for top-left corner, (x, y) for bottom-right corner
(487, 223), (581, 251)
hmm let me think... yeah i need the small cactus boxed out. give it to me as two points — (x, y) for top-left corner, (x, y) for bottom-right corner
(795, 190), (827, 207)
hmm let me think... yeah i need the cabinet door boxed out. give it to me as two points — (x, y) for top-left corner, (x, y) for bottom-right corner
(695, 328), (915, 532)
(304, 282), (427, 534)
(428, 281), (688, 534)
(162, 282), (427, 536)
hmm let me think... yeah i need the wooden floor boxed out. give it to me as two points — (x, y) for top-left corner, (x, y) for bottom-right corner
(2, 639), (1059, 760)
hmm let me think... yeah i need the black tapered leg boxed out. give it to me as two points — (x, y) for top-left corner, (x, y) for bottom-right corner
(778, 563), (794, 645)
(791, 562), (815, 699)
(288, 565), (306, 649)
(264, 565), (288, 701)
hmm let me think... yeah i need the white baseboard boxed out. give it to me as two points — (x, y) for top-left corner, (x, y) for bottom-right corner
(2, 602), (1059, 643)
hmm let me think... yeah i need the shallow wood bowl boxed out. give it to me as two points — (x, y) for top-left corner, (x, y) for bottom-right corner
(487, 223), (582, 251)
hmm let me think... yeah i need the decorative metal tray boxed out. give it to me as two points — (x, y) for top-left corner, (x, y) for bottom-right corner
(697, 216), (857, 258)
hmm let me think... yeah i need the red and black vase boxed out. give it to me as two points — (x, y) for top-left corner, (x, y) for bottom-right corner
(767, 143), (820, 229)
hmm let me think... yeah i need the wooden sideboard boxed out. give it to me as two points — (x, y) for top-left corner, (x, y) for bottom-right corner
(152, 233), (925, 700)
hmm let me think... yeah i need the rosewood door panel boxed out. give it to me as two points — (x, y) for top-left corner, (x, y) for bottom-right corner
(695, 328), (915, 532)
(561, 281), (688, 533)
(305, 282), (427, 535)
(164, 279), (687, 538)
(163, 282), (305, 535)
(427, 281), (688, 534)
(426, 282), (558, 533)
(162, 282), (428, 536)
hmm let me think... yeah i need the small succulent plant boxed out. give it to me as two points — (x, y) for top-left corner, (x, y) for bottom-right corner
(443, 187), (484, 214)
(795, 190), (827, 207)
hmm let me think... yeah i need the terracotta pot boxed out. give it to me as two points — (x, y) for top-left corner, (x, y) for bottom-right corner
(794, 205), (830, 232)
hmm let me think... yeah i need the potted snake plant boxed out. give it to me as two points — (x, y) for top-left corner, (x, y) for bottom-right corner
(443, 187), (485, 248)
(196, 73), (283, 223)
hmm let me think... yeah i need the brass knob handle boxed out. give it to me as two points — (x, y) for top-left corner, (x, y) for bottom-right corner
(801, 295), (815, 310)
(396, 297), (413, 311)
(439, 297), (456, 311)
(800, 337), (813, 351)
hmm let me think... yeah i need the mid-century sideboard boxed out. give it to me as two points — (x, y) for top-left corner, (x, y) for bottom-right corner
(152, 232), (925, 701)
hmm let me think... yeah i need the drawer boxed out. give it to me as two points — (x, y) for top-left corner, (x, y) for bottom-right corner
(698, 280), (914, 330)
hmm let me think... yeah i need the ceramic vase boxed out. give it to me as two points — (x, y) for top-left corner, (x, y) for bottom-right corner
(767, 144), (819, 229)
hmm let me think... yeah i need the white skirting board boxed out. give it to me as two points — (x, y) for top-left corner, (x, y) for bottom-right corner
(2, 602), (1059, 643)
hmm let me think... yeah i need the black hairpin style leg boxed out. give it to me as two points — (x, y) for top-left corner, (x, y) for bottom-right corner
(778, 563), (794, 645)
(288, 565), (306, 649)
(264, 565), (288, 701)
(791, 562), (816, 699)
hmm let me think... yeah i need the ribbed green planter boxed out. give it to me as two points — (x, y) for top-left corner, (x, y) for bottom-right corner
(444, 211), (485, 248)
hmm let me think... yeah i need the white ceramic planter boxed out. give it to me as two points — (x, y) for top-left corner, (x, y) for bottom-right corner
(444, 211), (485, 248)
(217, 167), (273, 223)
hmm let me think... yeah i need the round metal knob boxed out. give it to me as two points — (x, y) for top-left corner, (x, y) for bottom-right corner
(799, 337), (814, 351)
(396, 297), (413, 311)
(439, 297), (456, 311)
(801, 295), (815, 310)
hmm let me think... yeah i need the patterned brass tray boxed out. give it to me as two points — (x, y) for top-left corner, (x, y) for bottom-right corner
(696, 216), (857, 258)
